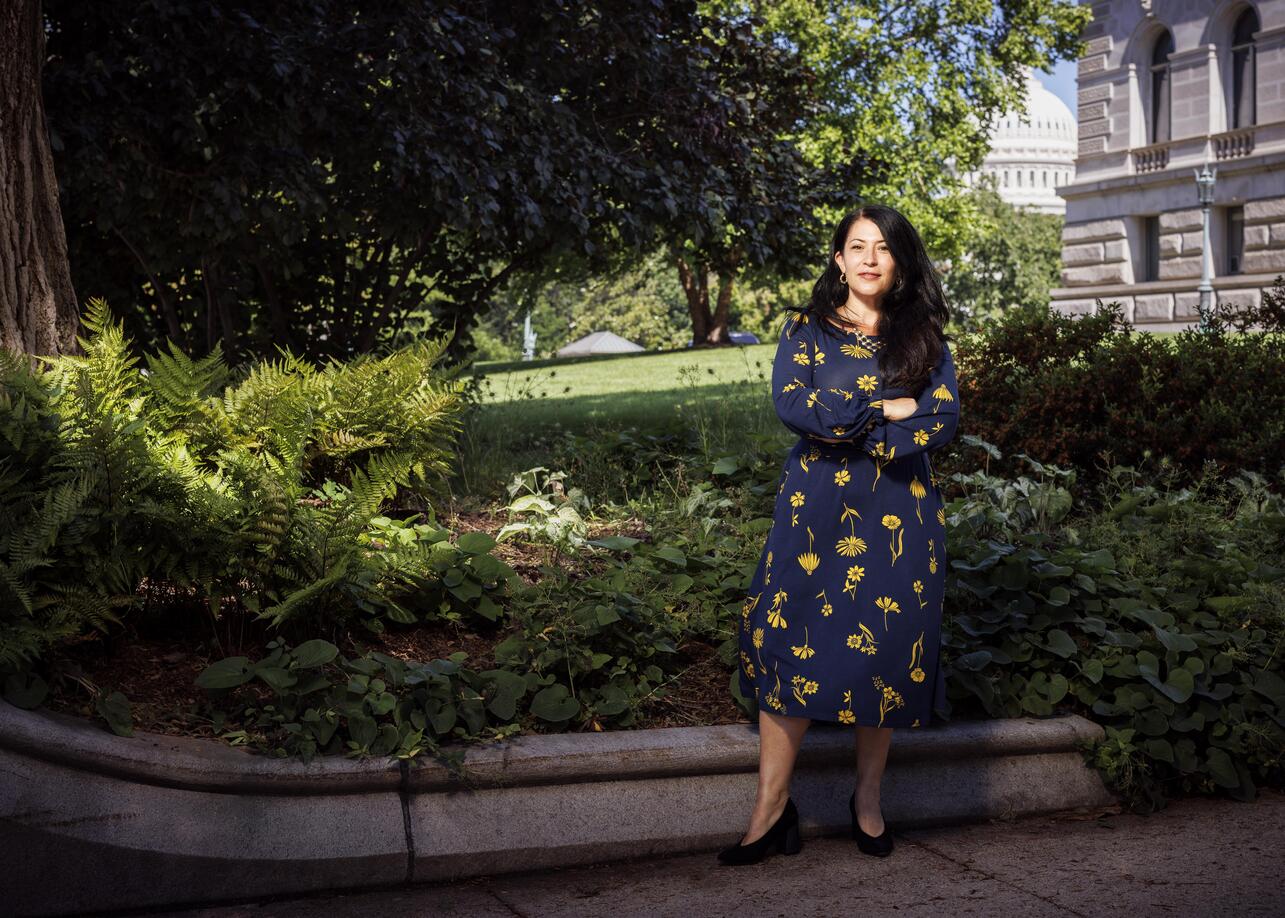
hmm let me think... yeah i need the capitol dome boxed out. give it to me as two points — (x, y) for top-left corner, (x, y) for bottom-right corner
(960, 66), (1078, 214)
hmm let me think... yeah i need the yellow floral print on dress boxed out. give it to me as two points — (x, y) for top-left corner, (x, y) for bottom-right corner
(797, 525), (820, 575)
(909, 477), (926, 523)
(838, 689), (857, 723)
(791, 674), (820, 706)
(767, 589), (789, 629)
(874, 675), (905, 726)
(882, 513), (904, 565)
(876, 595), (901, 631)
(736, 313), (960, 726)
(842, 563), (865, 600)
(868, 441), (895, 491)
(847, 623), (879, 655)
(791, 624), (816, 659)
(909, 631), (926, 683)
(836, 502), (866, 557)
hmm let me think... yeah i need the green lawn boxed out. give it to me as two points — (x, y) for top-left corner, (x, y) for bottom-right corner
(454, 342), (788, 499)
(475, 339), (765, 401)
(472, 341), (778, 433)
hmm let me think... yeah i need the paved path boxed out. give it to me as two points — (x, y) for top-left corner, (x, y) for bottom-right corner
(155, 789), (1284, 918)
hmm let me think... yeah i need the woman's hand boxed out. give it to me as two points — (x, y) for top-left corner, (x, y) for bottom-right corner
(880, 397), (919, 422)
(806, 397), (919, 443)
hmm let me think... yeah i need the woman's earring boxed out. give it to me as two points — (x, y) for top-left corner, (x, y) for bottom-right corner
(894, 275), (904, 290)
(840, 272), (847, 284)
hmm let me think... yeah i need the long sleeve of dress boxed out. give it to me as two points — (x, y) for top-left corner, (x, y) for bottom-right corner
(863, 341), (960, 461)
(771, 315), (882, 440)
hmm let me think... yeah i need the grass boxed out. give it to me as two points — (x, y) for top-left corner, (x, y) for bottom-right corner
(450, 322), (1269, 502)
(453, 341), (787, 501)
(474, 340), (775, 406)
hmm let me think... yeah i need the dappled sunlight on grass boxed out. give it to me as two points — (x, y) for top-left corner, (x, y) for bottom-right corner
(475, 342), (775, 404)
(452, 343), (790, 501)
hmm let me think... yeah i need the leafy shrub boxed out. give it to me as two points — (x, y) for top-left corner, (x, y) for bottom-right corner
(0, 299), (496, 670)
(181, 433), (1284, 819)
(940, 442), (1285, 809)
(196, 637), (535, 763)
(495, 466), (592, 556)
(957, 293), (1285, 490)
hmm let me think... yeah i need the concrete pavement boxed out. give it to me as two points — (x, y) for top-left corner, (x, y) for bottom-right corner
(156, 788), (1285, 918)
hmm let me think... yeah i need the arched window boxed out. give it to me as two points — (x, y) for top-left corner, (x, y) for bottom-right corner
(1231, 8), (1259, 129)
(1017, 170), (1022, 187)
(1150, 31), (1174, 144)
(1030, 169), (1035, 186)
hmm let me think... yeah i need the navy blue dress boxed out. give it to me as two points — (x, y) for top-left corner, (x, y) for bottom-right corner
(737, 310), (959, 727)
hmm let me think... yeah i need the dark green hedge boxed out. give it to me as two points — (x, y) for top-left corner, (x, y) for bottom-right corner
(952, 289), (1285, 491)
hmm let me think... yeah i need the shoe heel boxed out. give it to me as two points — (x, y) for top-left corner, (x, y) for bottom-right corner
(779, 819), (801, 855)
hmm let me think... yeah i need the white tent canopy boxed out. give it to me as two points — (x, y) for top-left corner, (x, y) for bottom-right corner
(556, 330), (645, 357)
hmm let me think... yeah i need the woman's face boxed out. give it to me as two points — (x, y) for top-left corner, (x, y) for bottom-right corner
(834, 217), (898, 301)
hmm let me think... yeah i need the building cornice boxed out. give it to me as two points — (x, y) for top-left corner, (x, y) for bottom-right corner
(1057, 147), (1285, 199)
(1051, 272), (1283, 300)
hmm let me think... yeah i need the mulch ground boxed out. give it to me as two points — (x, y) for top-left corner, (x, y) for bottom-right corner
(41, 505), (751, 743)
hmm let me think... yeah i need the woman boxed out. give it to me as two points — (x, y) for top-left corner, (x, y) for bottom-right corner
(718, 204), (959, 866)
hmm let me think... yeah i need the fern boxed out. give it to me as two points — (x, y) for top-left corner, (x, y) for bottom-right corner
(0, 300), (470, 672)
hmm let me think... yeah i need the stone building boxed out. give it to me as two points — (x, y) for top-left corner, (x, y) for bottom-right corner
(958, 66), (1078, 215)
(1052, 0), (1285, 328)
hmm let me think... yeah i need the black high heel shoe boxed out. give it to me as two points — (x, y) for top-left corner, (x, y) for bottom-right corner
(717, 797), (802, 865)
(849, 790), (894, 856)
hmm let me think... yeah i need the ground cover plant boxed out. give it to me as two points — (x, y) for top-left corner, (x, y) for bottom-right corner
(0, 299), (503, 674)
(1, 301), (1280, 813)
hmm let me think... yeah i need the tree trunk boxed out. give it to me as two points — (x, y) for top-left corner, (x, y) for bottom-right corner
(0, 0), (78, 355)
(677, 254), (735, 346)
(676, 254), (710, 345)
(708, 269), (734, 344)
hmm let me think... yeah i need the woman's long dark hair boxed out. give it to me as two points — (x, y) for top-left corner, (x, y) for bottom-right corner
(795, 204), (951, 396)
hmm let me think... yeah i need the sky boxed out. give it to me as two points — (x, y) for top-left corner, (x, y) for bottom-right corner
(1043, 57), (1078, 117)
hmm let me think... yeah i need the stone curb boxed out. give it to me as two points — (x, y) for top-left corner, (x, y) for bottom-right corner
(0, 701), (1119, 915)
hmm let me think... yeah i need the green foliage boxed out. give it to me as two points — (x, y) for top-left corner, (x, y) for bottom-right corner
(495, 467), (592, 556)
(957, 296), (1285, 489)
(705, 0), (1091, 253)
(44, 1), (825, 362)
(0, 299), (507, 669)
(186, 431), (1283, 819)
(940, 442), (1285, 810)
(480, 249), (696, 358)
(198, 637), (540, 763)
(939, 182), (1066, 331)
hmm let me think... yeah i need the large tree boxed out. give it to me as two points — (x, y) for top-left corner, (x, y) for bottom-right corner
(689, 0), (1091, 305)
(40, 0), (825, 363)
(940, 180), (1065, 329)
(1, 0), (78, 355)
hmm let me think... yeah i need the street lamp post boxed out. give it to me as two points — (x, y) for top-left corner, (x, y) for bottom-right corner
(1194, 163), (1217, 332)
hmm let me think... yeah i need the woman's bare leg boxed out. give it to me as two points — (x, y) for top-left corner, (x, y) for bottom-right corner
(741, 708), (811, 844)
(854, 725), (893, 835)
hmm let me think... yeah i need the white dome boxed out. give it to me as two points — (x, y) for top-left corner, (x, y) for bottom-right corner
(960, 66), (1078, 214)
(991, 66), (1078, 146)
